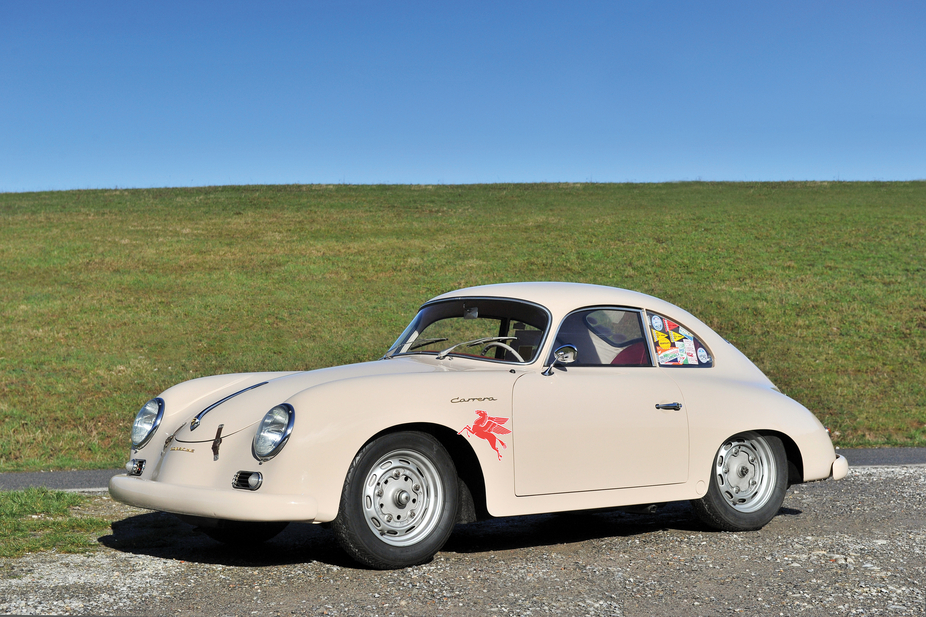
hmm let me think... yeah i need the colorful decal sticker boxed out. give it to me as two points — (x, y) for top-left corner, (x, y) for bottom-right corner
(648, 312), (713, 368)
(683, 340), (699, 364)
(653, 329), (671, 349)
(675, 339), (688, 363)
(697, 347), (710, 364)
(459, 410), (511, 461)
(657, 347), (681, 364)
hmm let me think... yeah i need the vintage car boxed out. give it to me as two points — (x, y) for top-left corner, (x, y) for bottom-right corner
(109, 282), (848, 569)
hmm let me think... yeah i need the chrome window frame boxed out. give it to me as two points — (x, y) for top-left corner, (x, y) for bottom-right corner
(546, 306), (655, 369)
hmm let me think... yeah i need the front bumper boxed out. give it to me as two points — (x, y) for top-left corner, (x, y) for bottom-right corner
(109, 474), (318, 523)
(831, 454), (849, 480)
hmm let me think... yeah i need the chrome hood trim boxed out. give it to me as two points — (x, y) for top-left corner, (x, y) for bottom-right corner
(188, 381), (269, 432)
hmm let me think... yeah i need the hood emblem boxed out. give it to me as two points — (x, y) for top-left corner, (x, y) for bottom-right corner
(189, 381), (268, 431)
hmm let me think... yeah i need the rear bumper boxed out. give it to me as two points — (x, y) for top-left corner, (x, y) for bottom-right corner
(109, 474), (318, 523)
(831, 454), (849, 480)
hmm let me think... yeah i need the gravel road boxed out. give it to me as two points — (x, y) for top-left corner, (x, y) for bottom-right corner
(1, 465), (924, 616)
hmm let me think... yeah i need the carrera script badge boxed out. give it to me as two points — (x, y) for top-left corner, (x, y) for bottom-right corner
(459, 410), (510, 461)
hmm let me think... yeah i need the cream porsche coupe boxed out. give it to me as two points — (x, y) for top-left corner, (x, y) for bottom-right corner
(109, 282), (848, 569)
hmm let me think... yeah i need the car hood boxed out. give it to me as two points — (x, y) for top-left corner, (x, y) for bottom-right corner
(169, 356), (453, 443)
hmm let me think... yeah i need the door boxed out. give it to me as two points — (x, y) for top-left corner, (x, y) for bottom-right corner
(512, 306), (689, 496)
(512, 368), (688, 496)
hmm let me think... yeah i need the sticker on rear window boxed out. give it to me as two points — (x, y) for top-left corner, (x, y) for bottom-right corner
(647, 311), (713, 368)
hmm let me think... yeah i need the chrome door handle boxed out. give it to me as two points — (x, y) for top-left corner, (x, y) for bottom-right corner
(655, 402), (682, 411)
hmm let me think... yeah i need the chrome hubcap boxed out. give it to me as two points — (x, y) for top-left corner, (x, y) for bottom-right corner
(715, 435), (776, 513)
(362, 449), (443, 546)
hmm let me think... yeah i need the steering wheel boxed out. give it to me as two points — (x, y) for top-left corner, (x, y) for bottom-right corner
(481, 341), (524, 362)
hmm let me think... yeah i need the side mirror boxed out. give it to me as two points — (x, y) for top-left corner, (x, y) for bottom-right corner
(542, 344), (578, 376)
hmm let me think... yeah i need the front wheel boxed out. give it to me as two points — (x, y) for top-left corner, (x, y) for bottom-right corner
(691, 432), (787, 531)
(332, 431), (459, 569)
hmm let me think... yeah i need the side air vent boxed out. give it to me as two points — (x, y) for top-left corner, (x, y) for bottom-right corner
(232, 471), (263, 491)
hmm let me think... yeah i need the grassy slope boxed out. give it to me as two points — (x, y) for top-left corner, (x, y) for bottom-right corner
(1, 182), (924, 471)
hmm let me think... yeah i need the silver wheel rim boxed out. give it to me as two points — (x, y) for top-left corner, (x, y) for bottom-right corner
(714, 434), (777, 513)
(362, 448), (444, 547)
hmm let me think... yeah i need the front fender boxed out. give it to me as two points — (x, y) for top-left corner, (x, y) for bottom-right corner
(258, 369), (520, 521)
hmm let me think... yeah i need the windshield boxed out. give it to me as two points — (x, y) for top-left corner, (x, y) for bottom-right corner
(385, 298), (550, 363)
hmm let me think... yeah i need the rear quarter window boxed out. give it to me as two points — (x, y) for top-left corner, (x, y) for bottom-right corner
(647, 312), (713, 368)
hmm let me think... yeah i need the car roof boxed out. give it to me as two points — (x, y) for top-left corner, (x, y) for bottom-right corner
(429, 282), (688, 320)
(428, 282), (770, 384)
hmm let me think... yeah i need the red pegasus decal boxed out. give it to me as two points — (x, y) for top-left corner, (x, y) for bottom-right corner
(459, 410), (511, 460)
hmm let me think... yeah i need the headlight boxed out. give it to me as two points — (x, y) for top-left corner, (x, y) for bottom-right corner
(131, 398), (164, 449)
(252, 404), (295, 461)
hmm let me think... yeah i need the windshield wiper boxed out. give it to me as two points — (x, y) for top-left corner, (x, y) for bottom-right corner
(407, 337), (449, 351)
(436, 336), (517, 360)
(382, 337), (450, 359)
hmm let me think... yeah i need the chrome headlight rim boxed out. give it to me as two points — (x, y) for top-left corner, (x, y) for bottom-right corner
(252, 403), (295, 462)
(131, 397), (165, 450)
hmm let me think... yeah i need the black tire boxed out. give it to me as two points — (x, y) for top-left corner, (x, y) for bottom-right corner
(198, 520), (289, 546)
(691, 432), (788, 531)
(332, 431), (459, 569)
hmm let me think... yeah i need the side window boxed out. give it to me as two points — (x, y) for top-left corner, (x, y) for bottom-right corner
(647, 312), (713, 368)
(551, 308), (651, 366)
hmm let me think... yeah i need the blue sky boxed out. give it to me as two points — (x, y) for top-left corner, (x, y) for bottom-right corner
(2, 1), (924, 192)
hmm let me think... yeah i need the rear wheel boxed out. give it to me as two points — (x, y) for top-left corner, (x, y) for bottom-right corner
(691, 432), (787, 531)
(332, 431), (459, 569)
